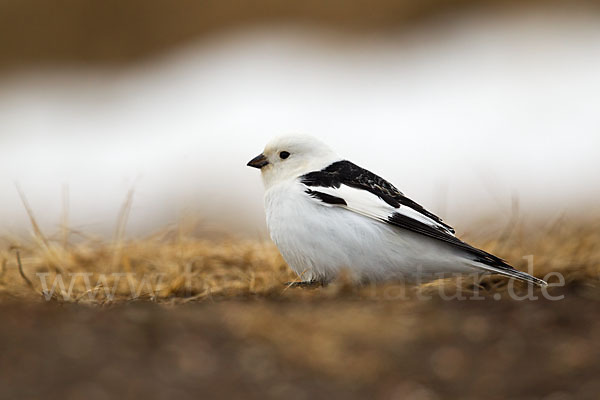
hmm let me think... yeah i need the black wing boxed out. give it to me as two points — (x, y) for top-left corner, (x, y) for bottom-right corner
(301, 160), (454, 233)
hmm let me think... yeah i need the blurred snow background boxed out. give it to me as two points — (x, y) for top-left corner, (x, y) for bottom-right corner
(1, 9), (599, 238)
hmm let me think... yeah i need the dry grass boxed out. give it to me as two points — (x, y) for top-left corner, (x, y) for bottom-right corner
(2, 196), (600, 399)
(0, 224), (290, 304)
(0, 205), (598, 304)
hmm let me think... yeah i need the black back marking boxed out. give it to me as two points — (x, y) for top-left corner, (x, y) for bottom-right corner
(305, 189), (347, 206)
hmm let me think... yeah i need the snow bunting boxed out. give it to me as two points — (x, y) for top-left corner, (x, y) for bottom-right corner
(247, 134), (546, 286)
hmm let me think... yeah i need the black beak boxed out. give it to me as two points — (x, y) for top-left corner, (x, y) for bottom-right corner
(247, 153), (269, 169)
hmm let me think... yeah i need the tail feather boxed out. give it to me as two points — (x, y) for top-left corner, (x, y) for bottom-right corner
(472, 261), (547, 287)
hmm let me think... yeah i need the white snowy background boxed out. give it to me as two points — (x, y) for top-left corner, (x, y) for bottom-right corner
(1, 9), (599, 238)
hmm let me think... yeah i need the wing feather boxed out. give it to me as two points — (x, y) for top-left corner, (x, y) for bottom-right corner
(299, 161), (547, 286)
(300, 160), (455, 235)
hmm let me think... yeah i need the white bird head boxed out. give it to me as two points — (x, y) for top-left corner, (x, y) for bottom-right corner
(247, 134), (340, 188)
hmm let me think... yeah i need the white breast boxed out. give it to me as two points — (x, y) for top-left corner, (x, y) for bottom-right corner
(264, 181), (478, 283)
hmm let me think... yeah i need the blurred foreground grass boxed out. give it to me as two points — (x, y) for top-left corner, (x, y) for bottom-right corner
(0, 215), (599, 399)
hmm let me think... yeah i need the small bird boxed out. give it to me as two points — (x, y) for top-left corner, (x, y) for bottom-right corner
(247, 134), (546, 287)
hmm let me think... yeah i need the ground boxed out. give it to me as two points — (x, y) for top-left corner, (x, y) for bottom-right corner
(0, 216), (598, 399)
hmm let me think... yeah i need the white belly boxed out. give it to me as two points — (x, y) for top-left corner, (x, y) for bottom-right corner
(264, 182), (477, 283)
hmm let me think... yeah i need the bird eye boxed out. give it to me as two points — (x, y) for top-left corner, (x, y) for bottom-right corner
(279, 151), (290, 159)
